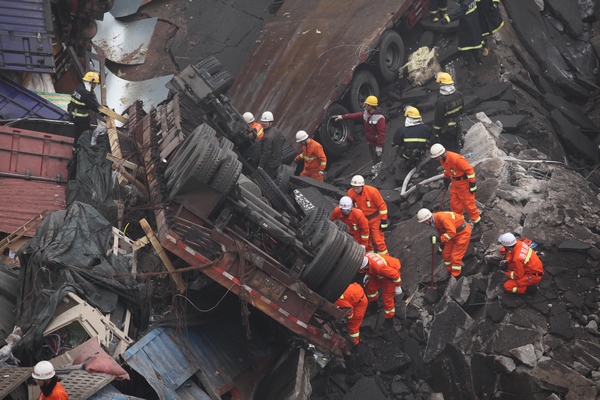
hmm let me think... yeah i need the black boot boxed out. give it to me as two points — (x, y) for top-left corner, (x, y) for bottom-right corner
(525, 285), (538, 297)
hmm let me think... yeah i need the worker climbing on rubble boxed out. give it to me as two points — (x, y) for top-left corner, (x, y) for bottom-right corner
(243, 112), (264, 141)
(347, 175), (389, 254)
(32, 360), (69, 399)
(68, 71), (101, 150)
(295, 130), (327, 182)
(498, 233), (544, 295)
(331, 196), (370, 250)
(431, 143), (482, 234)
(417, 208), (472, 277)
(359, 252), (402, 326)
(432, 72), (465, 153)
(477, 0), (504, 57)
(258, 111), (283, 179)
(335, 282), (368, 345)
(440, 0), (483, 65)
(429, 0), (448, 22)
(333, 96), (386, 174)
(393, 106), (432, 169)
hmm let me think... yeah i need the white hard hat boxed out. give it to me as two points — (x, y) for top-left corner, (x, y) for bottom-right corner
(243, 112), (255, 124)
(417, 208), (433, 223)
(339, 196), (353, 211)
(351, 175), (365, 187)
(430, 143), (446, 158)
(498, 233), (517, 247)
(260, 111), (274, 122)
(32, 361), (55, 380)
(296, 130), (309, 142)
(360, 256), (369, 270)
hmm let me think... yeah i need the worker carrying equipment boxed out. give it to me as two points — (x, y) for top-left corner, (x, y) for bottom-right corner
(431, 144), (481, 233)
(359, 253), (402, 320)
(335, 282), (368, 345)
(331, 196), (370, 248)
(347, 176), (389, 254)
(417, 209), (472, 277)
(243, 112), (264, 141)
(295, 130), (327, 181)
(393, 106), (432, 169)
(498, 232), (544, 294)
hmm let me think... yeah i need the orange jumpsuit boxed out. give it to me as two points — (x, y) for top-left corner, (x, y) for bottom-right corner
(433, 211), (472, 277)
(347, 185), (388, 254)
(250, 121), (264, 141)
(503, 240), (544, 294)
(331, 207), (370, 247)
(361, 253), (402, 319)
(37, 381), (68, 400)
(296, 139), (327, 181)
(335, 282), (368, 344)
(439, 151), (480, 223)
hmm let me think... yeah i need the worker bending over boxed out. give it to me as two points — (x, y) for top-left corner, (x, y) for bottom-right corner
(359, 253), (403, 324)
(498, 233), (544, 295)
(295, 130), (327, 181)
(335, 282), (368, 345)
(331, 196), (370, 249)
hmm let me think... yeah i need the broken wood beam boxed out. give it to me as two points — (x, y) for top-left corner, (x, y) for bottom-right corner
(106, 153), (144, 174)
(98, 105), (128, 124)
(111, 164), (149, 198)
(139, 218), (187, 293)
(0, 209), (47, 254)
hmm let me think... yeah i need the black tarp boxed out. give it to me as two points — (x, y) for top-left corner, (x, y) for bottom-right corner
(14, 202), (150, 362)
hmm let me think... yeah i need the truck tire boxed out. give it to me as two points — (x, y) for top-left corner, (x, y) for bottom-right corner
(300, 207), (329, 239)
(169, 141), (221, 198)
(218, 136), (235, 151)
(210, 153), (242, 195)
(167, 136), (214, 190)
(300, 228), (346, 290)
(211, 71), (234, 95)
(317, 237), (364, 302)
(275, 164), (294, 193)
(252, 168), (298, 216)
(377, 30), (405, 83)
(348, 69), (380, 113)
(282, 143), (298, 165)
(332, 219), (349, 233)
(317, 103), (354, 159)
(165, 140), (200, 182)
(191, 142), (223, 183)
(194, 56), (223, 75)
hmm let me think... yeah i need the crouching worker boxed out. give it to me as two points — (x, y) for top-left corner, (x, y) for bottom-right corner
(32, 361), (68, 399)
(359, 253), (402, 324)
(498, 233), (544, 294)
(335, 282), (368, 345)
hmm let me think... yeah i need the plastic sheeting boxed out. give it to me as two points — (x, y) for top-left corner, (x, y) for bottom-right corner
(14, 202), (150, 362)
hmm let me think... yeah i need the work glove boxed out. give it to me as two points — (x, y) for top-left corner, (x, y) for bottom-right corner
(431, 235), (440, 245)
(363, 274), (371, 285)
(469, 181), (477, 194)
(395, 286), (403, 296)
(499, 260), (508, 271)
(318, 170), (325, 176)
(333, 115), (343, 121)
(440, 16), (449, 25)
(444, 177), (451, 190)
(437, 244), (444, 254)
(380, 220), (389, 230)
(375, 146), (383, 157)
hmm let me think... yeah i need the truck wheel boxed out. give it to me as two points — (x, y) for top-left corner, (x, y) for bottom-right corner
(252, 168), (298, 216)
(332, 219), (349, 233)
(167, 136), (214, 190)
(170, 141), (221, 198)
(242, 141), (262, 168)
(348, 70), (379, 113)
(218, 136), (235, 151)
(301, 228), (346, 290)
(317, 237), (364, 302)
(282, 143), (298, 165)
(317, 103), (354, 159)
(300, 207), (329, 239)
(194, 56), (223, 75)
(377, 30), (405, 83)
(211, 71), (234, 95)
(275, 164), (294, 193)
(210, 153), (242, 195)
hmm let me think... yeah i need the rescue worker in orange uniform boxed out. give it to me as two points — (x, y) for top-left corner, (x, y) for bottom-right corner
(335, 282), (368, 345)
(359, 253), (402, 321)
(498, 233), (544, 294)
(243, 112), (264, 141)
(331, 196), (370, 249)
(32, 361), (69, 400)
(295, 130), (327, 182)
(431, 143), (481, 234)
(417, 208), (472, 277)
(346, 175), (389, 254)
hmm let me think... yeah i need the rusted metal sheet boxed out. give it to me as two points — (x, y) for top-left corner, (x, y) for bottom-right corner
(229, 0), (423, 143)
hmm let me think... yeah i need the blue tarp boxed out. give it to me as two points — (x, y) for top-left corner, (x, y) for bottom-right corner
(0, 76), (69, 120)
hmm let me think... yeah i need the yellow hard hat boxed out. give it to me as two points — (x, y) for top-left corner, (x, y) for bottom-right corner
(435, 72), (454, 85)
(404, 106), (421, 119)
(83, 71), (100, 83)
(364, 95), (378, 107)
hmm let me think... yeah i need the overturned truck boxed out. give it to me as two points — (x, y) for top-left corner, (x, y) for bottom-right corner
(135, 60), (364, 357)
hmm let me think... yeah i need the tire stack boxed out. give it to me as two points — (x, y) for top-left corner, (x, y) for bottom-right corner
(298, 208), (365, 302)
(164, 123), (242, 199)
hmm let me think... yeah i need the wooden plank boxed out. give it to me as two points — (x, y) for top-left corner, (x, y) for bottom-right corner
(106, 153), (144, 174)
(0, 209), (47, 254)
(140, 218), (186, 293)
(105, 117), (127, 186)
(98, 105), (128, 124)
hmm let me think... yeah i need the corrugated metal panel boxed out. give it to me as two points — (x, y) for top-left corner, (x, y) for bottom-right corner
(123, 316), (275, 398)
(0, 76), (69, 120)
(0, 178), (66, 234)
(0, 0), (55, 73)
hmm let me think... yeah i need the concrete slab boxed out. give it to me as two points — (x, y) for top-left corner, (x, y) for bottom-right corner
(542, 93), (599, 138)
(546, 0), (583, 37)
